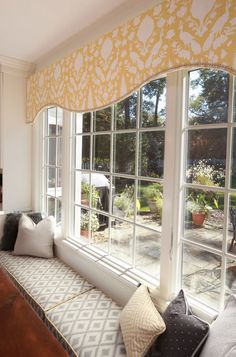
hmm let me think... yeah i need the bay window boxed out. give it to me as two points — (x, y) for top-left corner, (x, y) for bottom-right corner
(39, 68), (236, 314)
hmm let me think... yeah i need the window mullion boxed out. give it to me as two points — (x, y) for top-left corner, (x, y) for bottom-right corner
(159, 71), (182, 300)
(219, 75), (234, 309)
(61, 110), (72, 237)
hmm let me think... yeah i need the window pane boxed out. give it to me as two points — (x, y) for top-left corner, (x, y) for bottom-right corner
(47, 197), (55, 217)
(228, 196), (236, 254)
(75, 136), (90, 169)
(56, 199), (62, 223)
(75, 207), (89, 239)
(188, 69), (229, 125)
(75, 171), (85, 205)
(56, 168), (62, 198)
(113, 133), (135, 175)
(141, 78), (166, 128)
(226, 258), (236, 298)
(93, 135), (110, 171)
(91, 173), (110, 213)
(57, 137), (62, 166)
(234, 79), (236, 122)
(231, 129), (236, 188)
(94, 107), (111, 132)
(184, 188), (223, 250)
(115, 93), (137, 129)
(135, 226), (161, 278)
(57, 107), (63, 135)
(91, 212), (109, 252)
(47, 138), (56, 165)
(83, 112), (91, 133)
(110, 219), (134, 264)
(182, 243), (221, 309)
(47, 167), (55, 194)
(136, 181), (163, 230)
(113, 177), (135, 221)
(47, 107), (57, 136)
(74, 206), (82, 237)
(187, 129), (226, 187)
(139, 132), (165, 178)
(76, 113), (91, 134)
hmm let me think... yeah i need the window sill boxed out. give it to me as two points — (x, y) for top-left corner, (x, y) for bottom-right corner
(54, 237), (218, 322)
(62, 236), (159, 287)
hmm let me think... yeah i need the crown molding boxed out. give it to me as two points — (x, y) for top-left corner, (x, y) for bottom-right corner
(0, 55), (35, 77)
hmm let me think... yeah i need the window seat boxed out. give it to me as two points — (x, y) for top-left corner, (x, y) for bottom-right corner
(0, 251), (126, 357)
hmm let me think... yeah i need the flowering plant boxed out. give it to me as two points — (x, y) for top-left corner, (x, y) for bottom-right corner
(187, 193), (212, 214)
(186, 160), (224, 186)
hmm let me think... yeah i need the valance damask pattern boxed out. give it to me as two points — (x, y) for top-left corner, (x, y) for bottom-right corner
(26, 0), (236, 123)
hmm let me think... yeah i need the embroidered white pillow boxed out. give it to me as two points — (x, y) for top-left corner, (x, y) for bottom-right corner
(13, 215), (55, 258)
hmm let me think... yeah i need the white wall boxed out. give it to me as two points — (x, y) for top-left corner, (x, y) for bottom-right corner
(0, 68), (32, 211)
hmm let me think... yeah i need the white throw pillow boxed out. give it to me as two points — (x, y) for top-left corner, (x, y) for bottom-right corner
(13, 214), (55, 258)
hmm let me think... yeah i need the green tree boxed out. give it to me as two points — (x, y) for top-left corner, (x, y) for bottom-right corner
(188, 69), (229, 125)
(141, 78), (166, 127)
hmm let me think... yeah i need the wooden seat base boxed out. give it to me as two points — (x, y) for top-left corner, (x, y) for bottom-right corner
(0, 269), (69, 357)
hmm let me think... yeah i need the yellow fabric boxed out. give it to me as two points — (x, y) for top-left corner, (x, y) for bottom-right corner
(26, 0), (236, 123)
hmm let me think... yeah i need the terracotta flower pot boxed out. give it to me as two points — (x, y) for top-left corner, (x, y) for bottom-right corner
(192, 212), (206, 226)
(81, 229), (89, 238)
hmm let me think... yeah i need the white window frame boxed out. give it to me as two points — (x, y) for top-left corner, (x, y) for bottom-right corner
(70, 82), (167, 287)
(177, 70), (235, 313)
(35, 69), (236, 318)
(40, 107), (63, 224)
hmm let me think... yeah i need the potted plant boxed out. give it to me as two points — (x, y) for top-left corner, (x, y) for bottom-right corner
(80, 212), (99, 237)
(81, 182), (90, 205)
(114, 185), (138, 218)
(143, 183), (163, 216)
(81, 183), (100, 208)
(187, 193), (212, 226)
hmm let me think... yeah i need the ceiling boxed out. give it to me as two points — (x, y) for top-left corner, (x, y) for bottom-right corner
(0, 0), (137, 63)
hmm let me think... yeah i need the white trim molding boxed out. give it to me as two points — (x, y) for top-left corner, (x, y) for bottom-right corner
(0, 55), (35, 77)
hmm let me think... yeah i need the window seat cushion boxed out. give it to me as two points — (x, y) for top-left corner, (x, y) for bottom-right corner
(45, 288), (126, 357)
(0, 251), (93, 317)
(0, 251), (127, 357)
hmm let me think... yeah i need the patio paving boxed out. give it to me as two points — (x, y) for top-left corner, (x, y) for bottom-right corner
(91, 211), (236, 308)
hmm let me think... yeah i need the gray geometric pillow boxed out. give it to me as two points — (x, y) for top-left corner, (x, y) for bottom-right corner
(200, 295), (236, 357)
(150, 290), (209, 357)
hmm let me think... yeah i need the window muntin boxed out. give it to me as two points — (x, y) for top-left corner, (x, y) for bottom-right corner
(72, 82), (166, 280)
(181, 68), (235, 310)
(43, 107), (63, 224)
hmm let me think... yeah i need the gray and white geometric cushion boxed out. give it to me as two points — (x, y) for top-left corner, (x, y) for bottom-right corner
(0, 251), (93, 314)
(46, 288), (127, 357)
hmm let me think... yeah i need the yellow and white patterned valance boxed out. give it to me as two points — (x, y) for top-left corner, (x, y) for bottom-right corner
(26, 0), (236, 123)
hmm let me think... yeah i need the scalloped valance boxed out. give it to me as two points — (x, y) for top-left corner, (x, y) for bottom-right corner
(26, 0), (236, 123)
